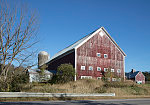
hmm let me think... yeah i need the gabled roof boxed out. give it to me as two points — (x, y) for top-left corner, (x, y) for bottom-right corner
(125, 71), (140, 79)
(48, 27), (126, 63)
(50, 33), (91, 61)
(28, 69), (53, 74)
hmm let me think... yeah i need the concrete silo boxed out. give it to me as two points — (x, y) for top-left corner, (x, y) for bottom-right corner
(38, 51), (50, 68)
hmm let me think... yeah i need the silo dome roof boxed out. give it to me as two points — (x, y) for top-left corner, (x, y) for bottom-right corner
(38, 51), (49, 55)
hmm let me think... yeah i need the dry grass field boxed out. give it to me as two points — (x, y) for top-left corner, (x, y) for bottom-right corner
(1, 79), (150, 102)
(22, 79), (150, 96)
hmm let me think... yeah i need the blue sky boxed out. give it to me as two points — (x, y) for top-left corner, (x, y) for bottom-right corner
(9, 0), (150, 72)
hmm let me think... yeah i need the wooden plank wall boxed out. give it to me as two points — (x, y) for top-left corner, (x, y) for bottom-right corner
(76, 32), (124, 80)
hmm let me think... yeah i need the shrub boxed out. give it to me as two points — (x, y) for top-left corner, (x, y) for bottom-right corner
(0, 67), (29, 92)
(10, 71), (29, 92)
(51, 64), (75, 84)
(130, 86), (149, 95)
(104, 81), (137, 88)
(0, 79), (10, 92)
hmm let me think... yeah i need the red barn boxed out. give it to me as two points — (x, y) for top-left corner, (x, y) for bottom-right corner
(126, 69), (145, 84)
(45, 27), (126, 81)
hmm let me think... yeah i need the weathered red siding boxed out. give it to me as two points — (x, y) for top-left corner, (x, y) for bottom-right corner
(135, 72), (145, 84)
(76, 32), (124, 80)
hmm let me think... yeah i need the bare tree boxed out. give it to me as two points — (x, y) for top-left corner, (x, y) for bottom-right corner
(0, 2), (39, 81)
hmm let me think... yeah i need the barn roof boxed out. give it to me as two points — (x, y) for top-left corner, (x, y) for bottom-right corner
(48, 27), (126, 63)
(50, 33), (91, 61)
(125, 71), (140, 79)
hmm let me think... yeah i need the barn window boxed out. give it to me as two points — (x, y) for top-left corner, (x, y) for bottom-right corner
(107, 78), (111, 81)
(81, 76), (92, 79)
(112, 78), (116, 81)
(81, 66), (85, 70)
(89, 66), (93, 70)
(118, 78), (121, 81)
(90, 42), (92, 48)
(111, 69), (115, 72)
(97, 77), (102, 80)
(117, 69), (121, 73)
(99, 31), (104, 37)
(97, 67), (101, 71)
(88, 76), (92, 79)
(104, 54), (108, 58)
(97, 53), (101, 57)
(104, 68), (108, 72)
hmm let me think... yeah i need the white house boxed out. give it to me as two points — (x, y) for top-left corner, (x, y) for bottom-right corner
(28, 69), (53, 82)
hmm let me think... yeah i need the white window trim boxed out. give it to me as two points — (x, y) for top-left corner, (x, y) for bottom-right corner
(90, 42), (92, 48)
(111, 69), (115, 72)
(99, 31), (104, 37)
(81, 76), (92, 79)
(117, 69), (121, 73)
(81, 66), (85, 70)
(107, 78), (111, 81)
(89, 66), (93, 70)
(97, 77), (102, 80)
(104, 54), (108, 58)
(104, 68), (108, 72)
(97, 53), (101, 57)
(97, 67), (101, 71)
(112, 78), (116, 81)
(118, 78), (121, 81)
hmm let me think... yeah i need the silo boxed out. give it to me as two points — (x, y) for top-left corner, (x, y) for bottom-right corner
(38, 51), (50, 68)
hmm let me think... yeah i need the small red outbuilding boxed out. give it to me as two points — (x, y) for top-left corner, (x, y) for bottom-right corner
(125, 69), (145, 84)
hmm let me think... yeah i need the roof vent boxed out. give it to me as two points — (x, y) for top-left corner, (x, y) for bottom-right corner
(131, 69), (136, 73)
